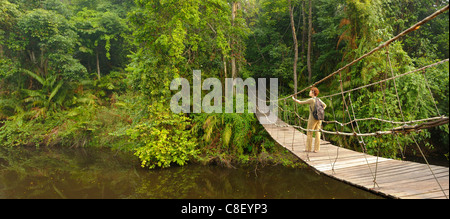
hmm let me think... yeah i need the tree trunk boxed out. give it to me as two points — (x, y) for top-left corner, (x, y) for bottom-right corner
(43, 59), (48, 77)
(231, 56), (236, 80)
(289, 0), (298, 98)
(307, 0), (312, 84)
(301, 0), (306, 62)
(223, 56), (227, 102)
(96, 49), (101, 80)
(231, 1), (238, 82)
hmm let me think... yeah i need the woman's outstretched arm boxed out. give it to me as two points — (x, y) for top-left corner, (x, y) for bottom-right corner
(292, 96), (314, 105)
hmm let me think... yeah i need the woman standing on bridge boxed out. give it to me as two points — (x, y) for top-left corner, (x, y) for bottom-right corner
(292, 87), (326, 152)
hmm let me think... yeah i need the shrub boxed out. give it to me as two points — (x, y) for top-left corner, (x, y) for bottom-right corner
(126, 100), (198, 169)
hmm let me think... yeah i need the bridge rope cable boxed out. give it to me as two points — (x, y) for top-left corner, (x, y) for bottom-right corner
(255, 4), (449, 198)
(329, 96), (341, 174)
(383, 46), (447, 198)
(380, 47), (406, 159)
(264, 4), (449, 103)
(268, 46), (449, 137)
(270, 58), (449, 132)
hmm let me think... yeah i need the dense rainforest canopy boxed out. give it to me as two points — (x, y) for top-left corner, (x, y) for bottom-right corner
(0, 0), (448, 168)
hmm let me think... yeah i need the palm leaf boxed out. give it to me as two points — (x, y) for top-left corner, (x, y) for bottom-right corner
(21, 89), (46, 99)
(48, 75), (57, 88)
(48, 81), (63, 103)
(222, 124), (232, 147)
(22, 69), (45, 86)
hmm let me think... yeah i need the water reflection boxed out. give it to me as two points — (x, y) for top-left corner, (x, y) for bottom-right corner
(0, 147), (382, 199)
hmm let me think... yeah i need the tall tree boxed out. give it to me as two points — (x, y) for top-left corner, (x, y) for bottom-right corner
(0, 0), (20, 58)
(72, 8), (128, 80)
(301, 0), (306, 62)
(128, 0), (238, 99)
(231, 1), (239, 82)
(228, 0), (249, 94)
(10, 8), (86, 81)
(288, 0), (298, 97)
(307, 0), (312, 84)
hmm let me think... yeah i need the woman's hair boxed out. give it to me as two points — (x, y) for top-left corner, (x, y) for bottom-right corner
(311, 87), (319, 96)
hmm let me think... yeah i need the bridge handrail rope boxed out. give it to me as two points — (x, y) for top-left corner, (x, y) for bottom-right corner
(264, 4), (449, 103)
(262, 57), (449, 135)
(272, 58), (449, 135)
(319, 59), (449, 99)
(255, 5), (449, 198)
(270, 117), (449, 136)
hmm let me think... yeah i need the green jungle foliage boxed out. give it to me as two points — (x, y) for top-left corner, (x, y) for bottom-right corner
(126, 99), (198, 169)
(1, 0), (448, 168)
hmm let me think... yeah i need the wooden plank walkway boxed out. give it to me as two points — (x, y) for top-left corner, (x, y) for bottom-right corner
(256, 112), (449, 199)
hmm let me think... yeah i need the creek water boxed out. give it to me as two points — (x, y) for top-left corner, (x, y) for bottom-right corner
(0, 147), (383, 199)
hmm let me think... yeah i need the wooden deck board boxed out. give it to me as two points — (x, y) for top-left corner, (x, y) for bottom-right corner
(256, 112), (449, 199)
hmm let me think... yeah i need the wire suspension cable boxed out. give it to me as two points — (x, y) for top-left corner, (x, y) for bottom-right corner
(268, 5), (449, 103)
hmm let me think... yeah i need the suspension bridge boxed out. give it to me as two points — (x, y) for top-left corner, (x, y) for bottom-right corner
(256, 5), (449, 199)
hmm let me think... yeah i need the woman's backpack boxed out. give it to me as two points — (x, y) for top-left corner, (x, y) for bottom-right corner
(312, 98), (325, 120)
